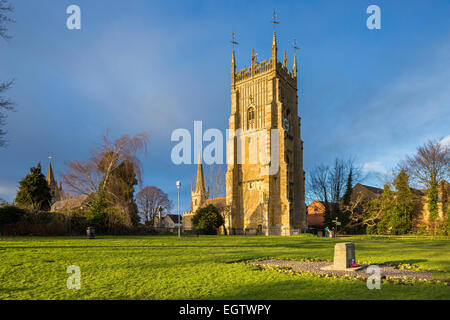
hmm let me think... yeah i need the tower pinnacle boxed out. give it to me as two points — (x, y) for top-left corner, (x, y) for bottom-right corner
(231, 48), (236, 85)
(293, 54), (297, 77)
(230, 32), (238, 85)
(272, 30), (277, 62)
(292, 38), (300, 77)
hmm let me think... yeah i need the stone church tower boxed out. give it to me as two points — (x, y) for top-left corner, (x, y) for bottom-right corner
(225, 30), (307, 235)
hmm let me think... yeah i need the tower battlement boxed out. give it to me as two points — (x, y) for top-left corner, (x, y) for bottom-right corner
(231, 31), (298, 87)
(233, 58), (296, 83)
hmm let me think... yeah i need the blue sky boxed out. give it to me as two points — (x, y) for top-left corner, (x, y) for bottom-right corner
(0, 0), (449, 211)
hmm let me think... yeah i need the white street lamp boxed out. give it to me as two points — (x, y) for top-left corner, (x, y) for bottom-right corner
(176, 180), (181, 238)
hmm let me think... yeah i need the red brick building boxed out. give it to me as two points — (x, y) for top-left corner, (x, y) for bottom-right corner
(307, 200), (326, 226)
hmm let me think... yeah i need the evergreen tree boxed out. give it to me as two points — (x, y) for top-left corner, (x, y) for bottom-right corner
(323, 201), (332, 227)
(391, 170), (413, 234)
(377, 185), (396, 234)
(193, 204), (224, 235)
(342, 168), (353, 206)
(86, 196), (108, 232)
(15, 163), (52, 211)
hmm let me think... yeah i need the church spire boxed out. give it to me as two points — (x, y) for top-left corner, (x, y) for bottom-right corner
(283, 50), (287, 67)
(47, 160), (56, 187)
(194, 152), (206, 194)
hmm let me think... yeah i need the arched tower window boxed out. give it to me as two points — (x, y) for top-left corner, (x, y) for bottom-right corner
(247, 107), (255, 130)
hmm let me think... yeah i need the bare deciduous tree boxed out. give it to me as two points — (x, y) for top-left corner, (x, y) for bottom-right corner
(307, 158), (364, 227)
(0, 80), (14, 147)
(136, 186), (172, 225)
(0, 1), (14, 147)
(0, 0), (13, 41)
(207, 164), (225, 199)
(400, 139), (449, 188)
(307, 164), (329, 204)
(344, 193), (367, 230)
(307, 158), (364, 205)
(63, 132), (148, 202)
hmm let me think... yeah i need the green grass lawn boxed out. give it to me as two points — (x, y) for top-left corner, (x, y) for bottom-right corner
(0, 234), (449, 300)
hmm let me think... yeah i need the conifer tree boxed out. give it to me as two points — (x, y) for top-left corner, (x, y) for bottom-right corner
(377, 185), (396, 234)
(390, 170), (413, 234)
(342, 168), (353, 206)
(15, 163), (52, 211)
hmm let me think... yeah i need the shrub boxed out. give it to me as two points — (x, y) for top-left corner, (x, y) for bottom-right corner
(105, 206), (133, 234)
(192, 204), (224, 235)
(86, 197), (108, 232)
(0, 206), (26, 231)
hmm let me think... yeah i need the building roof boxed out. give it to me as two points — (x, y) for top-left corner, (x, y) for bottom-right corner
(50, 194), (90, 212)
(306, 200), (338, 209)
(350, 183), (383, 203)
(200, 197), (226, 210)
(165, 214), (182, 224)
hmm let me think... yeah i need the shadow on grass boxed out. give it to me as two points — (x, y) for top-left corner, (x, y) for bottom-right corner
(0, 243), (335, 250)
(382, 259), (427, 266)
(0, 286), (36, 293)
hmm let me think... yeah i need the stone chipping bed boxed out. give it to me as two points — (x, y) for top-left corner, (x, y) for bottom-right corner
(251, 259), (434, 280)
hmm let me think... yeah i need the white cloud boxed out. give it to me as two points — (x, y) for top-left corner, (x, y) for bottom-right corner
(0, 184), (17, 201)
(362, 161), (386, 174)
(439, 135), (450, 147)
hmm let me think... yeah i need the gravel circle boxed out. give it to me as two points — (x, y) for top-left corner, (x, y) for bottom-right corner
(251, 259), (434, 280)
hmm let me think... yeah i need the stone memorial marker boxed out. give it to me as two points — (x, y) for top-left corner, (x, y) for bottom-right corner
(322, 242), (363, 271)
(334, 242), (355, 269)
